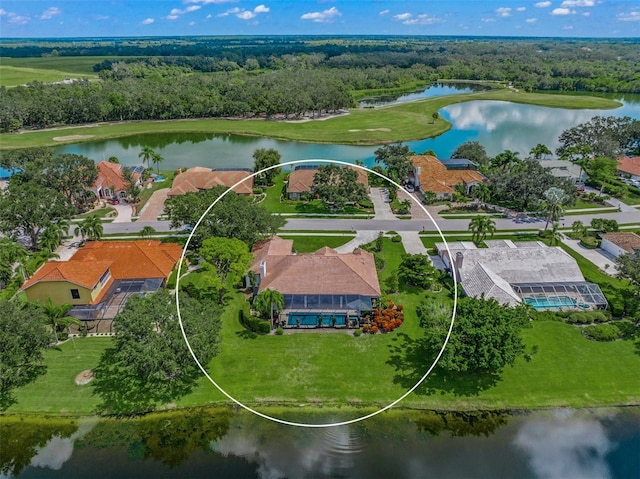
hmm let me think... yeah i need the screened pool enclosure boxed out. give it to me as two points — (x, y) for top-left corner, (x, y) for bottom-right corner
(511, 282), (608, 310)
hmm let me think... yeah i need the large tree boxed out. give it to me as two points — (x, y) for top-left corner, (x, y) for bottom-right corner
(311, 164), (368, 209)
(40, 154), (98, 207)
(0, 300), (50, 409)
(253, 289), (285, 323)
(451, 141), (489, 167)
(398, 254), (439, 289)
(374, 142), (414, 182)
(92, 290), (221, 414)
(165, 185), (285, 248)
(556, 116), (640, 158)
(418, 296), (526, 373)
(252, 148), (281, 186)
(0, 238), (27, 286)
(616, 253), (640, 294)
(198, 237), (253, 286)
(0, 181), (73, 249)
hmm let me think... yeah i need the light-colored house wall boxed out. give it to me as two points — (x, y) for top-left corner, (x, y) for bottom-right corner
(600, 238), (627, 258)
(24, 281), (96, 306)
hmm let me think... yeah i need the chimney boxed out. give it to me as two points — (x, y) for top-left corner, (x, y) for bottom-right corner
(453, 252), (464, 282)
(260, 260), (267, 279)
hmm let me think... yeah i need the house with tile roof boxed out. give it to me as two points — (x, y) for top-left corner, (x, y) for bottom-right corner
(167, 167), (254, 198)
(251, 236), (381, 327)
(20, 240), (182, 319)
(286, 165), (369, 200)
(617, 157), (640, 180)
(409, 155), (485, 199)
(88, 161), (141, 199)
(600, 232), (640, 258)
(435, 240), (607, 310)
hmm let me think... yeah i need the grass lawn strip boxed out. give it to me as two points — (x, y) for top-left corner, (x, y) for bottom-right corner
(0, 90), (620, 150)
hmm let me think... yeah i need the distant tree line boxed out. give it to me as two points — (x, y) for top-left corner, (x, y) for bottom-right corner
(1, 36), (639, 131)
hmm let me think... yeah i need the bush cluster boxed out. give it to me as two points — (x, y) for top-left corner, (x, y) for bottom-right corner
(239, 303), (271, 334)
(565, 311), (609, 324)
(579, 236), (600, 249)
(583, 323), (620, 342)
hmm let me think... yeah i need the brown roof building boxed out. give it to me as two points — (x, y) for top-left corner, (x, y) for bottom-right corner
(286, 166), (369, 200)
(601, 232), (640, 258)
(21, 241), (182, 313)
(167, 167), (254, 198)
(251, 236), (381, 317)
(617, 157), (640, 179)
(89, 161), (141, 199)
(409, 155), (485, 198)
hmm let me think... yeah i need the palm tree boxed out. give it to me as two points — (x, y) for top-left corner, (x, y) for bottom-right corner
(38, 219), (70, 253)
(572, 220), (587, 237)
(38, 298), (80, 344)
(469, 215), (496, 244)
(490, 150), (521, 169)
(529, 143), (552, 160)
(548, 222), (563, 246)
(74, 215), (103, 242)
(431, 112), (439, 124)
(541, 187), (568, 231)
(138, 146), (155, 170)
(254, 289), (285, 325)
(472, 183), (491, 205)
(151, 151), (164, 175)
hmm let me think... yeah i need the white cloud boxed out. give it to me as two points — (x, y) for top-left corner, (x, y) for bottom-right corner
(205, 14), (212, 19)
(167, 14), (179, 20)
(526, 17), (538, 22)
(552, 7), (574, 15)
(189, 21), (195, 25)
(41, 7), (61, 20)
(379, 9), (390, 16)
(184, 0), (238, 3)
(481, 17), (496, 22)
(185, 5), (201, 12)
(561, 0), (594, 6)
(95, 14), (110, 20)
(254, 5), (269, 13)
(237, 10), (255, 19)
(582, 11), (590, 16)
(301, 6), (341, 23)
(563, 25), (574, 29)
(7, 13), (30, 24)
(141, 18), (154, 24)
(393, 13), (412, 21)
(403, 14), (439, 25)
(0, 9), (6, 15)
(534, 1), (551, 7)
(170, 8), (182, 15)
(617, 11), (640, 22)
(496, 7), (512, 17)
(517, 7), (526, 11)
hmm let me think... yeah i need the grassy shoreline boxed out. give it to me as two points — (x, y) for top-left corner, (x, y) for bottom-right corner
(0, 90), (620, 150)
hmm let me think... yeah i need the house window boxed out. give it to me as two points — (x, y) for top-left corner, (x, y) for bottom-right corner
(70, 289), (80, 299)
(99, 269), (111, 287)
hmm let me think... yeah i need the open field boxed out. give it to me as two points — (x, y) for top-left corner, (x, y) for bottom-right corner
(0, 56), (133, 76)
(0, 90), (621, 150)
(0, 65), (97, 87)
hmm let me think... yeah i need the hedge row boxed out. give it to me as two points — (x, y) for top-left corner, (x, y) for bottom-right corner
(565, 311), (610, 324)
(239, 303), (271, 334)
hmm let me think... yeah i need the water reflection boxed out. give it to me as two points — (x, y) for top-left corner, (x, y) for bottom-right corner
(3, 408), (639, 478)
(359, 83), (487, 108)
(514, 410), (612, 479)
(58, 97), (640, 169)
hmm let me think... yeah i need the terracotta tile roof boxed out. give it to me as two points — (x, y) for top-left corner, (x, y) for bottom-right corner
(252, 237), (380, 297)
(72, 241), (182, 279)
(93, 161), (140, 193)
(286, 167), (369, 194)
(410, 155), (484, 194)
(601, 232), (640, 253)
(168, 167), (253, 196)
(617, 157), (640, 177)
(21, 260), (112, 290)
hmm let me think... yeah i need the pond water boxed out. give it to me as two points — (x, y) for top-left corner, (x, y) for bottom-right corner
(57, 95), (640, 171)
(3, 407), (639, 478)
(358, 82), (487, 108)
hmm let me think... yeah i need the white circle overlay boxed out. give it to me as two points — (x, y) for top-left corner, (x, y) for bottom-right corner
(175, 159), (458, 428)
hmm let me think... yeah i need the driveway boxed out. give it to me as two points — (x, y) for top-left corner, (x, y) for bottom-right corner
(560, 238), (618, 275)
(397, 231), (428, 255)
(334, 230), (380, 253)
(369, 187), (396, 220)
(111, 203), (134, 223)
(138, 188), (169, 221)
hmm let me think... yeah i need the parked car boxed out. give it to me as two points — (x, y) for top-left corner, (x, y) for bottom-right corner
(106, 197), (120, 205)
(576, 185), (586, 192)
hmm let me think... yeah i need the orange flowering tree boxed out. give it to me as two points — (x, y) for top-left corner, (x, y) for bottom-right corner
(361, 300), (404, 334)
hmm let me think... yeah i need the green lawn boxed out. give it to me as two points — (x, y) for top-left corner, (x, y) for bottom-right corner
(0, 56), (134, 76)
(0, 65), (97, 87)
(0, 90), (620, 150)
(279, 235), (354, 253)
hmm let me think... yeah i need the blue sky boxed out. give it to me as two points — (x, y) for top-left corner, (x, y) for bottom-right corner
(0, 1), (638, 38)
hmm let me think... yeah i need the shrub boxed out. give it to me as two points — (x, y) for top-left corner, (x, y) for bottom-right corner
(566, 311), (609, 324)
(579, 236), (600, 249)
(613, 320), (638, 340)
(358, 199), (374, 209)
(583, 324), (620, 342)
(239, 303), (271, 334)
(275, 327), (284, 336)
(253, 187), (264, 194)
(353, 329), (362, 337)
(392, 234), (402, 243)
(373, 254), (385, 271)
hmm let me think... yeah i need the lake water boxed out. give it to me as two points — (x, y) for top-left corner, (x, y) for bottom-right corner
(4, 407), (639, 478)
(58, 92), (640, 171)
(358, 83), (487, 107)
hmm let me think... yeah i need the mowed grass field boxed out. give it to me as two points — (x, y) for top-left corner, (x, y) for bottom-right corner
(4, 237), (639, 416)
(0, 89), (621, 149)
(0, 65), (96, 87)
(1, 56), (132, 75)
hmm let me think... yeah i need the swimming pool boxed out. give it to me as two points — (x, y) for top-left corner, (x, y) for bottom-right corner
(286, 313), (348, 327)
(524, 296), (577, 309)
